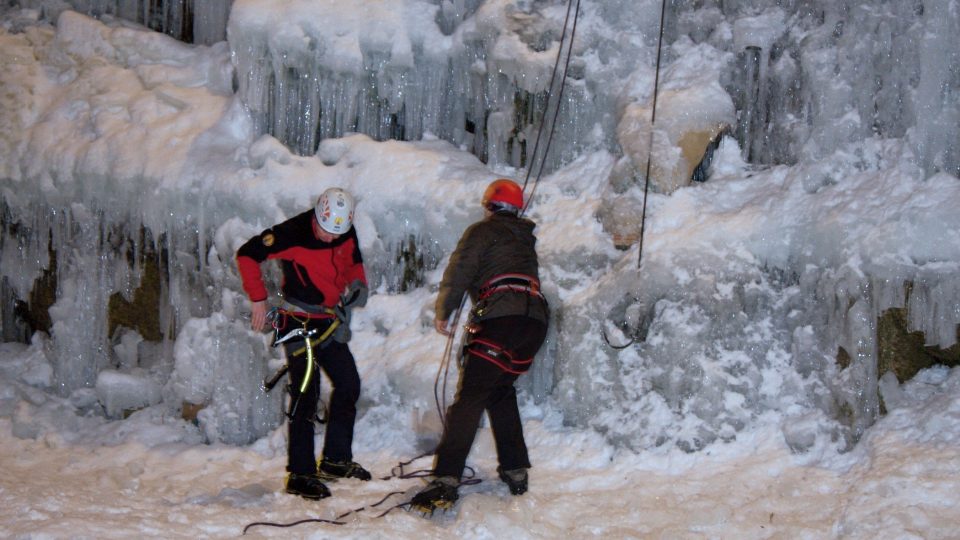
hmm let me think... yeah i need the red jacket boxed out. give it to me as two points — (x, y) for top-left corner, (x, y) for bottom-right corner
(236, 210), (366, 308)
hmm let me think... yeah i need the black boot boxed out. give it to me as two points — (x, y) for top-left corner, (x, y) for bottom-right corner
(410, 476), (459, 513)
(317, 457), (372, 481)
(497, 466), (528, 495)
(285, 473), (331, 500)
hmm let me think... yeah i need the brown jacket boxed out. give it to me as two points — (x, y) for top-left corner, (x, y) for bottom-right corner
(436, 211), (549, 324)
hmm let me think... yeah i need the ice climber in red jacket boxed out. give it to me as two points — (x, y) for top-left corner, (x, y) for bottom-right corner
(236, 187), (371, 500)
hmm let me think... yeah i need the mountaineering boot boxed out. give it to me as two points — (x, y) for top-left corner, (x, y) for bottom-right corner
(410, 476), (460, 514)
(497, 466), (528, 495)
(285, 473), (332, 500)
(317, 457), (372, 481)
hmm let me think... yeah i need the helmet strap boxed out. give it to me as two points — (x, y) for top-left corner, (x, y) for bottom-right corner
(486, 202), (519, 215)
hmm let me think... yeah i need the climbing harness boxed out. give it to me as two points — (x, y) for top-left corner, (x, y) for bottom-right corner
(464, 337), (533, 375)
(467, 274), (545, 373)
(518, 0), (581, 216)
(477, 273), (542, 301)
(472, 273), (546, 321)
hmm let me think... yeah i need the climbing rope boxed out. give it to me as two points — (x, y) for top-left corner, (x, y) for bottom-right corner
(637, 0), (668, 270)
(602, 0), (668, 350)
(241, 457), (482, 534)
(520, 0), (582, 217)
(434, 293), (467, 425)
(601, 322), (636, 350)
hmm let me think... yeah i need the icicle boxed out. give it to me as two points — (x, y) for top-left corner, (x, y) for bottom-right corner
(737, 45), (762, 162)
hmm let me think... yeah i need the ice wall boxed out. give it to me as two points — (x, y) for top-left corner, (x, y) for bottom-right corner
(702, 0), (960, 178)
(0, 9), (278, 444)
(3, 2), (960, 452)
(227, 0), (617, 170)
(15, 1), (958, 178)
(553, 157), (960, 451)
(14, 0), (233, 44)
(223, 0), (960, 180)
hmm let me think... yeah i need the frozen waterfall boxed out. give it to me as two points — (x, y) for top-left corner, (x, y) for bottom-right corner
(1, 1), (959, 452)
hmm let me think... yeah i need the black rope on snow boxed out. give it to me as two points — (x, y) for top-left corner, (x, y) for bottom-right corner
(241, 460), (485, 533)
(520, 0), (582, 217)
(601, 324), (636, 350)
(380, 451), (435, 481)
(243, 516), (346, 533)
(637, 0), (668, 270)
(241, 490), (407, 533)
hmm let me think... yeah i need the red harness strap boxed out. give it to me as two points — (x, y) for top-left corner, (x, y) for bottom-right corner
(466, 338), (533, 375)
(478, 273), (542, 301)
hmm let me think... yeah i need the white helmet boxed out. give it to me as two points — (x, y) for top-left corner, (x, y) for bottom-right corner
(315, 188), (355, 234)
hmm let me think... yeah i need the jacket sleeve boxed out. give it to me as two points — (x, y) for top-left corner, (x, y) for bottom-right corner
(334, 229), (368, 305)
(345, 229), (368, 289)
(236, 229), (276, 302)
(435, 223), (485, 321)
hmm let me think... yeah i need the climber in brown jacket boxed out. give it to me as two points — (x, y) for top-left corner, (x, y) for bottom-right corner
(412, 178), (549, 513)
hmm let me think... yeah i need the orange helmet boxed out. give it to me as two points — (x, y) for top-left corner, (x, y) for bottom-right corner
(481, 179), (523, 210)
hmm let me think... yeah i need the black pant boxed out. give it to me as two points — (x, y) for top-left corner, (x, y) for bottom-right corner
(283, 328), (360, 475)
(433, 315), (547, 480)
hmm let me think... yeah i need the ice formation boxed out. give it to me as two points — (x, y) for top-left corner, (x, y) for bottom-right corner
(1, 1), (959, 451)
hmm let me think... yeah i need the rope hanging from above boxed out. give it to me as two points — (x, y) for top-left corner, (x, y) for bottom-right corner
(520, 0), (582, 217)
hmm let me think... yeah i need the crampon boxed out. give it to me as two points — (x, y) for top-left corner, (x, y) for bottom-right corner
(409, 477), (459, 514)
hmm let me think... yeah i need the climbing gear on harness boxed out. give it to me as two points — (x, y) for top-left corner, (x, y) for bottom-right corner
(286, 319), (340, 358)
(482, 179), (523, 212)
(262, 325), (320, 392)
(274, 326), (320, 347)
(315, 187), (355, 234)
(497, 466), (528, 495)
(465, 337), (533, 375)
(409, 476), (460, 514)
(270, 326), (324, 394)
(317, 457), (372, 482)
(285, 472), (332, 500)
(262, 306), (341, 389)
(262, 309), (338, 422)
